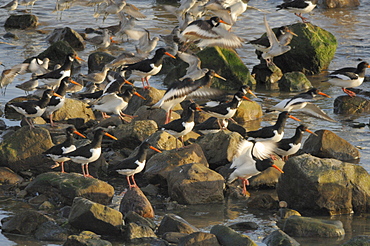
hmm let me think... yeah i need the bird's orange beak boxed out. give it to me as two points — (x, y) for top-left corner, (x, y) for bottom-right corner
(53, 92), (62, 97)
(124, 80), (133, 85)
(287, 29), (298, 37)
(288, 115), (301, 122)
(318, 91), (331, 98)
(247, 88), (257, 98)
(150, 146), (162, 153)
(214, 73), (226, 81)
(165, 52), (176, 59)
(75, 55), (85, 62)
(272, 164), (284, 173)
(219, 19), (230, 25)
(104, 132), (118, 140)
(69, 78), (81, 86)
(134, 92), (146, 100)
(73, 130), (86, 138)
(305, 128), (318, 136)
(242, 96), (252, 101)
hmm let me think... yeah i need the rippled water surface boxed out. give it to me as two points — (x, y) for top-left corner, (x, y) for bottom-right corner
(0, 0), (370, 245)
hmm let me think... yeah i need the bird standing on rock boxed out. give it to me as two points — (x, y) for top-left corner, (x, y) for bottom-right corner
(43, 126), (86, 173)
(109, 141), (162, 189)
(276, 0), (316, 23)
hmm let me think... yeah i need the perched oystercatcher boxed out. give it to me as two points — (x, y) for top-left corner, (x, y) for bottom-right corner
(327, 61), (370, 97)
(228, 140), (282, 195)
(160, 103), (201, 150)
(120, 48), (176, 89)
(246, 111), (300, 142)
(43, 126), (86, 173)
(109, 141), (162, 189)
(266, 88), (335, 122)
(274, 124), (316, 161)
(62, 128), (117, 178)
(276, 0), (316, 23)
(44, 77), (81, 127)
(8, 89), (60, 129)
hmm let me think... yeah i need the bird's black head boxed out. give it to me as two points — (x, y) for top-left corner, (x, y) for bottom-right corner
(210, 16), (226, 27)
(66, 126), (77, 134)
(358, 61), (370, 70)
(43, 89), (55, 98)
(256, 158), (275, 172)
(297, 124), (307, 132)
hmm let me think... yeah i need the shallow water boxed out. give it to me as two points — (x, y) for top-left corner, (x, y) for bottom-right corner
(0, 0), (370, 245)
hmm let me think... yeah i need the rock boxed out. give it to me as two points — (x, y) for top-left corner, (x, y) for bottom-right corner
(302, 130), (360, 161)
(126, 87), (166, 115)
(165, 47), (255, 89)
(29, 194), (49, 206)
(247, 194), (279, 210)
(119, 187), (155, 218)
(0, 167), (24, 185)
(252, 63), (283, 90)
(87, 52), (116, 73)
(276, 154), (370, 215)
(47, 27), (85, 50)
(37, 41), (79, 69)
(111, 120), (158, 149)
(0, 119), (6, 130)
(318, 0), (360, 8)
(233, 101), (263, 123)
(140, 184), (159, 197)
(272, 23), (337, 75)
(278, 208), (301, 220)
(63, 231), (112, 246)
(210, 225), (257, 246)
(178, 231), (220, 246)
(133, 106), (181, 126)
(162, 232), (188, 244)
(229, 222), (259, 231)
(124, 222), (157, 242)
(157, 214), (199, 236)
(68, 197), (123, 235)
(262, 229), (300, 246)
(276, 215), (345, 237)
(278, 71), (312, 92)
(4, 14), (38, 29)
(2, 210), (51, 235)
(144, 143), (209, 186)
(196, 131), (242, 168)
(47, 98), (96, 123)
(341, 235), (370, 245)
(39, 200), (55, 210)
(34, 220), (68, 241)
(167, 163), (224, 205)
(334, 95), (370, 115)
(0, 127), (54, 174)
(25, 172), (114, 206)
(124, 211), (157, 230)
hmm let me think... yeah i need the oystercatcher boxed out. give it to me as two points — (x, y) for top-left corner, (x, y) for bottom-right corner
(327, 61), (370, 97)
(120, 48), (176, 89)
(160, 103), (201, 150)
(246, 111), (300, 142)
(276, 0), (316, 23)
(44, 77), (81, 127)
(274, 124), (316, 161)
(109, 141), (162, 189)
(35, 53), (83, 89)
(266, 88), (335, 122)
(62, 128), (117, 178)
(228, 139), (282, 195)
(8, 89), (61, 129)
(43, 126), (86, 173)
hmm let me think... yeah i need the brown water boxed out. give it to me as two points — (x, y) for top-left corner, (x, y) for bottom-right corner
(0, 0), (370, 245)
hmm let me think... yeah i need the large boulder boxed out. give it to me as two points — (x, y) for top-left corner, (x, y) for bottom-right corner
(333, 95), (370, 115)
(210, 225), (257, 246)
(0, 127), (54, 174)
(37, 41), (79, 69)
(68, 197), (123, 235)
(25, 172), (114, 206)
(46, 27), (85, 50)
(46, 98), (96, 123)
(277, 154), (370, 215)
(269, 23), (337, 75)
(144, 143), (209, 186)
(157, 214), (199, 236)
(119, 187), (155, 218)
(167, 163), (225, 205)
(276, 215), (345, 238)
(302, 130), (360, 161)
(233, 100), (263, 123)
(165, 47), (256, 90)
(0, 167), (24, 185)
(4, 14), (38, 29)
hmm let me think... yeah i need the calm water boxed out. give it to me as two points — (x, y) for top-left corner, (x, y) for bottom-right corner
(0, 0), (370, 245)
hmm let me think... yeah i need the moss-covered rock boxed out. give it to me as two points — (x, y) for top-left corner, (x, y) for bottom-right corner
(4, 14), (38, 29)
(278, 71), (312, 92)
(25, 172), (114, 205)
(165, 47), (255, 90)
(272, 23), (337, 74)
(334, 95), (370, 115)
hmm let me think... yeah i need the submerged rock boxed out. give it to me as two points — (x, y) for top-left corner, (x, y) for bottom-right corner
(4, 14), (38, 29)
(277, 154), (370, 215)
(276, 215), (345, 237)
(2, 210), (51, 235)
(341, 235), (370, 245)
(25, 172), (114, 206)
(68, 197), (123, 235)
(34, 220), (68, 241)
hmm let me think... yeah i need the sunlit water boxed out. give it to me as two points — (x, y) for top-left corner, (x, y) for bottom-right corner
(0, 0), (370, 245)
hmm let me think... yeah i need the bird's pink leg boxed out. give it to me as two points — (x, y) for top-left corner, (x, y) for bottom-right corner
(84, 164), (94, 178)
(131, 175), (138, 188)
(342, 88), (356, 97)
(49, 114), (56, 127)
(295, 13), (309, 23)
